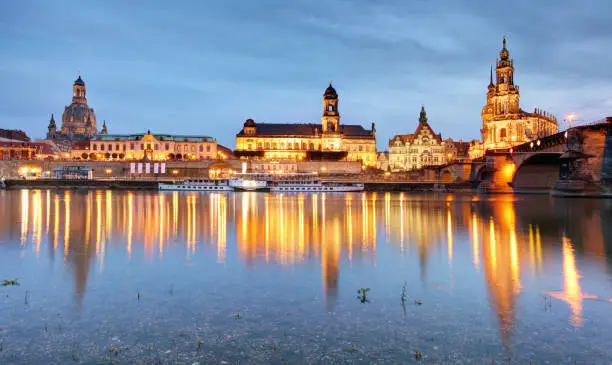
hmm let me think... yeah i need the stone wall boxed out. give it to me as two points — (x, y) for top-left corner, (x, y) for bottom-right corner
(0, 160), (243, 180)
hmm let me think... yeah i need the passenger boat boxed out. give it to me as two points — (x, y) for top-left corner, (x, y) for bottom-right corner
(229, 173), (270, 191)
(230, 172), (364, 192)
(158, 178), (232, 191)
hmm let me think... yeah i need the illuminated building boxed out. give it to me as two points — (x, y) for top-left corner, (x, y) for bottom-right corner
(235, 83), (377, 166)
(46, 75), (99, 143)
(84, 130), (217, 161)
(472, 37), (558, 155)
(388, 107), (466, 171)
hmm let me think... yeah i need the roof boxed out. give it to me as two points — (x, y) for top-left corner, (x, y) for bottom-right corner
(92, 133), (215, 142)
(237, 122), (373, 138)
(389, 122), (442, 145)
(216, 144), (236, 158)
(74, 76), (85, 86)
(0, 129), (30, 142)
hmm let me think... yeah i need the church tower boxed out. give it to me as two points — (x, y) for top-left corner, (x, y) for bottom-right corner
(321, 82), (340, 133)
(100, 120), (108, 134)
(492, 36), (520, 115)
(481, 37), (522, 148)
(73, 75), (87, 103)
(46, 114), (57, 139)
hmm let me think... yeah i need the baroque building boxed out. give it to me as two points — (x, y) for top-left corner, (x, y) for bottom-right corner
(72, 130), (218, 161)
(388, 107), (462, 171)
(478, 37), (558, 152)
(235, 83), (377, 166)
(47, 75), (101, 144)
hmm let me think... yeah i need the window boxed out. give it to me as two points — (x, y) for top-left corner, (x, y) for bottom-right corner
(500, 128), (507, 139)
(309, 143), (314, 150)
(101, 144), (105, 151)
(359, 145), (363, 152)
(301, 142), (306, 150)
(206, 145), (210, 152)
(248, 144), (252, 150)
(140, 144), (144, 150)
(123, 145), (126, 151)
(257, 143), (262, 149)
(272, 143), (277, 149)
(93, 144), (97, 151)
(191, 145), (195, 152)
(116, 144), (120, 151)
(199, 145), (203, 152)
(165, 143), (169, 150)
(294, 143), (299, 149)
(130, 143), (135, 150)
(184, 146), (188, 152)
(154, 144), (159, 150)
(281, 143), (285, 149)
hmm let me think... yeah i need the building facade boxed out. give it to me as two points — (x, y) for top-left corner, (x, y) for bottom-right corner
(73, 131), (217, 161)
(477, 37), (558, 152)
(47, 75), (100, 143)
(388, 107), (460, 171)
(235, 83), (377, 166)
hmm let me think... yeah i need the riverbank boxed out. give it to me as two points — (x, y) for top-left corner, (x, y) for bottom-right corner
(2, 178), (473, 192)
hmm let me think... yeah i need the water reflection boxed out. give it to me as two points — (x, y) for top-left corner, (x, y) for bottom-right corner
(0, 190), (611, 335)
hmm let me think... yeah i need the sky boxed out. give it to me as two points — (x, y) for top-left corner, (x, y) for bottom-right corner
(1, 0), (611, 150)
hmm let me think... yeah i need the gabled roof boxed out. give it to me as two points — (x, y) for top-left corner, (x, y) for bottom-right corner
(389, 122), (442, 145)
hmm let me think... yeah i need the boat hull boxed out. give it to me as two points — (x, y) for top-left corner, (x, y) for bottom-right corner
(158, 184), (232, 191)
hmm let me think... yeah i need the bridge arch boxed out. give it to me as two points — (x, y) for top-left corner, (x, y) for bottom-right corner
(511, 153), (563, 192)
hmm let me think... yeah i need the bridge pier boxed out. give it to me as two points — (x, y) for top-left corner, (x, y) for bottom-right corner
(552, 119), (612, 197)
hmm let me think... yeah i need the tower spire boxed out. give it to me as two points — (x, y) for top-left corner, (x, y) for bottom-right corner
(489, 64), (494, 86)
(419, 105), (428, 124)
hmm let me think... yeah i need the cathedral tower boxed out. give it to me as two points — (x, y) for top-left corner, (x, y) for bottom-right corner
(321, 82), (340, 133)
(478, 37), (558, 151)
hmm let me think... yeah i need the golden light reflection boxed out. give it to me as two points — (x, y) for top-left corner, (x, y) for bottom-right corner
(548, 236), (597, 327)
(2, 190), (610, 335)
(447, 207), (453, 265)
(33, 191), (42, 255)
(20, 189), (29, 245)
(63, 190), (70, 258)
(471, 212), (480, 269)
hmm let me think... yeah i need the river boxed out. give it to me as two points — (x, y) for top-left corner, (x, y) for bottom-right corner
(0, 190), (611, 364)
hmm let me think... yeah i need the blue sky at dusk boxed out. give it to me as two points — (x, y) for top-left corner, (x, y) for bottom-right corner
(1, 0), (611, 149)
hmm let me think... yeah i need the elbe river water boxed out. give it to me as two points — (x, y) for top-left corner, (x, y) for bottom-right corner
(0, 189), (611, 364)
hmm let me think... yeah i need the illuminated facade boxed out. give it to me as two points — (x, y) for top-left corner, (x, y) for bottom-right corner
(47, 75), (99, 142)
(388, 107), (461, 171)
(235, 83), (377, 166)
(475, 37), (558, 154)
(81, 130), (217, 161)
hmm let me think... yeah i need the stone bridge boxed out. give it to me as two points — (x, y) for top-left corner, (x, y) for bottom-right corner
(472, 117), (612, 196)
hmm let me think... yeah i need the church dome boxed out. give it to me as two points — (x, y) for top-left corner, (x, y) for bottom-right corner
(324, 83), (337, 98)
(74, 75), (85, 86)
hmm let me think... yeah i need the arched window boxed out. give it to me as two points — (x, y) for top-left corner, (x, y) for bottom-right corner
(500, 128), (507, 139)
(327, 122), (335, 132)
(328, 104), (333, 111)
(309, 143), (314, 150)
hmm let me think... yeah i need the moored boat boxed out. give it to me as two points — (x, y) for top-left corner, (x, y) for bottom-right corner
(159, 178), (232, 191)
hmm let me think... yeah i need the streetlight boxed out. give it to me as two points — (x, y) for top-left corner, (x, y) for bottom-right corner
(566, 113), (576, 128)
